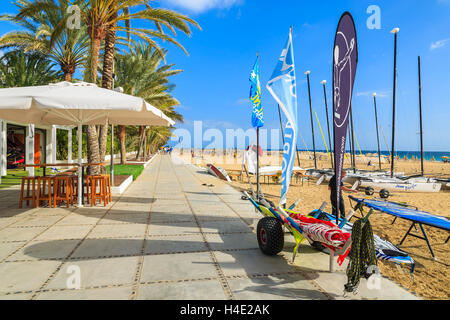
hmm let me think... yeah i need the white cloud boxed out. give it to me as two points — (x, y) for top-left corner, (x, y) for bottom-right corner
(430, 38), (450, 51)
(161, 0), (242, 13)
(235, 98), (249, 106)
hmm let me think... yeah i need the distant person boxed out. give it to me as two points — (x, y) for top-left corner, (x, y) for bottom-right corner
(328, 171), (356, 218)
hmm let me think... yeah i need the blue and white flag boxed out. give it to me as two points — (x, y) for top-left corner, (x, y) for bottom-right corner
(249, 57), (264, 128)
(266, 28), (298, 206)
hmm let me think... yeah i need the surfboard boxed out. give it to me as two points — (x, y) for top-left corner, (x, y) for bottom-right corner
(206, 164), (231, 182)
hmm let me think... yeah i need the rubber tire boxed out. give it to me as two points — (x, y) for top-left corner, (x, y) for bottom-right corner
(380, 189), (390, 199)
(257, 217), (284, 256)
(365, 186), (375, 196)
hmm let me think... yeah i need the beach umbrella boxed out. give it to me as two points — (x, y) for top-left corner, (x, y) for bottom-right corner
(0, 81), (174, 206)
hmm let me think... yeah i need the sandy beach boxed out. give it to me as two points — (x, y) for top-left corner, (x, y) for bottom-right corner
(177, 149), (450, 300)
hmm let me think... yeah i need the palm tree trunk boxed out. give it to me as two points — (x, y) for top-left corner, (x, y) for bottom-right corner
(98, 120), (108, 173)
(98, 11), (118, 172)
(85, 31), (103, 174)
(64, 72), (72, 82)
(119, 125), (127, 164)
(135, 126), (144, 160)
(102, 13), (117, 90)
(86, 125), (100, 175)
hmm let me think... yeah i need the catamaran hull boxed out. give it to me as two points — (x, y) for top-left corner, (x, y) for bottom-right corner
(358, 180), (442, 193)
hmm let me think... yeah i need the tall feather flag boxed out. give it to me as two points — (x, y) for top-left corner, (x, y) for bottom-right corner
(250, 56), (264, 128)
(267, 28), (298, 206)
(333, 12), (358, 224)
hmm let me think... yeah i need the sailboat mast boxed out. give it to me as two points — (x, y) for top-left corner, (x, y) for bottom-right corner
(418, 56), (424, 176)
(305, 71), (317, 169)
(373, 93), (382, 171)
(321, 80), (333, 169)
(390, 28), (399, 178)
(350, 106), (356, 173)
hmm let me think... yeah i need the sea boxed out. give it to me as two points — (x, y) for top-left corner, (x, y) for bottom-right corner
(281, 149), (450, 161)
(179, 148), (450, 161)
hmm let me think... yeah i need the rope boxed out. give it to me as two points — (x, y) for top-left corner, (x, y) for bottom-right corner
(344, 219), (378, 293)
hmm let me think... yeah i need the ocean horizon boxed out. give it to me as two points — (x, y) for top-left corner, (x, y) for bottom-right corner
(173, 148), (450, 161)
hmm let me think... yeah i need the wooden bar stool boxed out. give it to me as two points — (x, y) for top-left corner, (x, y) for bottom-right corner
(19, 177), (37, 208)
(84, 175), (94, 204)
(70, 175), (80, 204)
(36, 176), (54, 208)
(102, 174), (112, 203)
(53, 176), (74, 208)
(89, 175), (108, 207)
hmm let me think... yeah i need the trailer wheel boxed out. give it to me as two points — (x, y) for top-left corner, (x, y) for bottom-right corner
(380, 189), (390, 199)
(257, 217), (284, 256)
(365, 187), (375, 196)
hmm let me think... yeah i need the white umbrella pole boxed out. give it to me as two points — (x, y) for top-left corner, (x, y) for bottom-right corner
(110, 124), (114, 186)
(77, 123), (83, 207)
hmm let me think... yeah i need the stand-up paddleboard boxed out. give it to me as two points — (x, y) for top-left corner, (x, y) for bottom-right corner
(206, 164), (231, 182)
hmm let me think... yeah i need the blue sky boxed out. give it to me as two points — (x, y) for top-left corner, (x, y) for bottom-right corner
(1, 0), (449, 151)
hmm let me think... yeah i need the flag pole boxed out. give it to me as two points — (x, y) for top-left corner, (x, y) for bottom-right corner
(418, 56), (424, 176)
(256, 52), (260, 201)
(373, 93), (382, 171)
(390, 28), (399, 178)
(321, 80), (333, 169)
(305, 71), (317, 169)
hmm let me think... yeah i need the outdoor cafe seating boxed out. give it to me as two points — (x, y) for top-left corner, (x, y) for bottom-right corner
(18, 163), (112, 208)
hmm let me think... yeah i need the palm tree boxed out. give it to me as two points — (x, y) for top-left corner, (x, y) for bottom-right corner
(0, 50), (61, 87)
(146, 126), (173, 156)
(9, 0), (197, 173)
(113, 42), (182, 163)
(0, 0), (89, 82)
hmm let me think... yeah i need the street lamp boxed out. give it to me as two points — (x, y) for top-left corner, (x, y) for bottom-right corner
(320, 80), (333, 168)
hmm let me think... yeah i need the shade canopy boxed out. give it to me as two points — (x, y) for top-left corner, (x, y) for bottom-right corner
(0, 81), (175, 207)
(0, 81), (175, 126)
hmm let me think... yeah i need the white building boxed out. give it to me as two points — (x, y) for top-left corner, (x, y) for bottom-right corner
(0, 119), (73, 177)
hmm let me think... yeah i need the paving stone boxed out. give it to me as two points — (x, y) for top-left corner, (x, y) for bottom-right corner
(141, 252), (216, 282)
(144, 234), (207, 255)
(0, 260), (60, 294)
(227, 274), (327, 300)
(198, 219), (252, 234)
(100, 213), (148, 225)
(0, 241), (28, 261)
(137, 280), (226, 300)
(13, 215), (65, 227)
(36, 286), (132, 300)
(148, 221), (200, 236)
(71, 238), (143, 258)
(34, 225), (92, 241)
(7, 239), (79, 261)
(205, 233), (258, 251)
(56, 214), (102, 226)
(45, 256), (139, 290)
(0, 226), (48, 242)
(214, 250), (294, 277)
(87, 224), (146, 238)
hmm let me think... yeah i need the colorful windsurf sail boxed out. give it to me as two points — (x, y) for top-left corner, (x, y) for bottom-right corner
(332, 13), (358, 224)
(266, 27), (298, 206)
